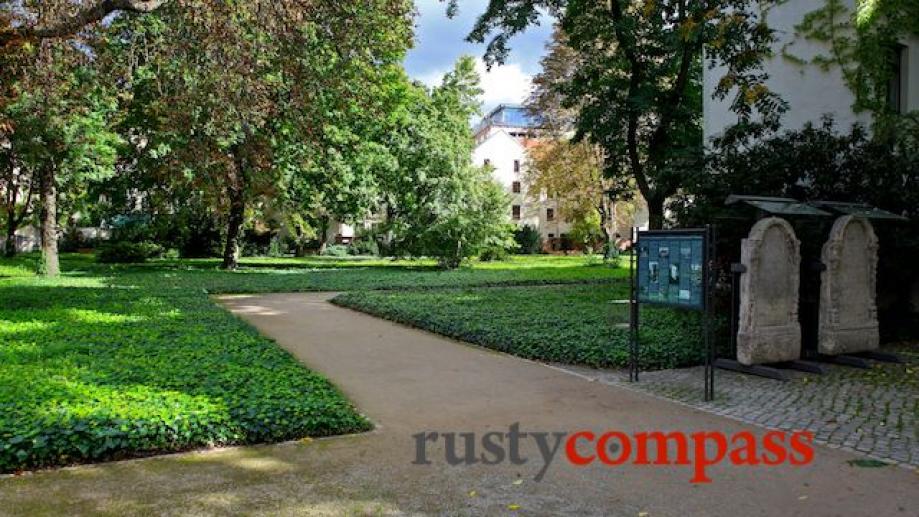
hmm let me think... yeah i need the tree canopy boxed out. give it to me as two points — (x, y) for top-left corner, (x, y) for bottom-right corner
(456, 0), (787, 227)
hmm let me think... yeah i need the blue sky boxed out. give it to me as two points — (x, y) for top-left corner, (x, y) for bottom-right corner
(403, 0), (554, 116)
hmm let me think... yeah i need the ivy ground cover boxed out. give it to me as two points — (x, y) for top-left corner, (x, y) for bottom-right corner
(333, 284), (706, 370)
(0, 274), (370, 473)
(0, 253), (620, 473)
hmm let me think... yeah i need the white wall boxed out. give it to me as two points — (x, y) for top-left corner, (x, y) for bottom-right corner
(704, 0), (918, 140)
(472, 129), (573, 241)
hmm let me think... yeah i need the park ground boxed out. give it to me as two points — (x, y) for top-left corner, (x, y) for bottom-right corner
(0, 253), (917, 515)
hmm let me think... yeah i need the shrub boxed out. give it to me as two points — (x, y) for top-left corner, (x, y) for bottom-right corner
(479, 246), (509, 262)
(109, 214), (154, 242)
(349, 238), (379, 257)
(97, 241), (164, 264)
(514, 225), (543, 254)
(321, 244), (350, 257)
(59, 228), (97, 253)
(267, 237), (284, 258)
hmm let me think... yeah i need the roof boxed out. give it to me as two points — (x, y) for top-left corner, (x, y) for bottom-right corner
(810, 201), (908, 221)
(725, 195), (909, 221)
(725, 195), (832, 217)
(472, 127), (527, 153)
(473, 104), (542, 135)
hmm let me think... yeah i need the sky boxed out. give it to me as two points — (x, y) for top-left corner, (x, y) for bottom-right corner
(403, 0), (554, 118)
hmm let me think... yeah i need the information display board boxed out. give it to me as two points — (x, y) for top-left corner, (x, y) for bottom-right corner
(628, 227), (715, 401)
(636, 231), (706, 310)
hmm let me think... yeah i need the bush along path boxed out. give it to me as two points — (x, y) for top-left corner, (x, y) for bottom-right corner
(333, 284), (707, 370)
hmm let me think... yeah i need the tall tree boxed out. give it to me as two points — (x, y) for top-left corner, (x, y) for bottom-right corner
(457, 0), (786, 228)
(105, 0), (413, 269)
(525, 29), (640, 252)
(3, 37), (121, 275)
(375, 57), (512, 267)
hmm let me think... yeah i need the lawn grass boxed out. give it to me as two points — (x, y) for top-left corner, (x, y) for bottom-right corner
(0, 252), (619, 473)
(333, 284), (707, 370)
(1, 253), (625, 293)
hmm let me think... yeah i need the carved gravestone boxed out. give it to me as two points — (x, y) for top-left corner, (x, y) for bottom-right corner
(819, 216), (879, 355)
(737, 217), (802, 365)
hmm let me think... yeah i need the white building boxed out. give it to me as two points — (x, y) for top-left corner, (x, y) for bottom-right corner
(704, 0), (919, 140)
(472, 105), (573, 248)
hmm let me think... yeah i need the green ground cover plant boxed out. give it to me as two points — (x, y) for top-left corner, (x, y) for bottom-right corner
(333, 285), (706, 370)
(0, 274), (370, 473)
(0, 253), (621, 472)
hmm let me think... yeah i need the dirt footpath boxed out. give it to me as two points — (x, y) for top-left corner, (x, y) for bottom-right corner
(2, 292), (916, 516)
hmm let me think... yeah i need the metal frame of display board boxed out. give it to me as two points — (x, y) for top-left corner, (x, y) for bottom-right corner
(628, 226), (716, 401)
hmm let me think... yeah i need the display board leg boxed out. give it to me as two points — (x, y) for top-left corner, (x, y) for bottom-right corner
(703, 225), (716, 402)
(629, 227), (639, 383)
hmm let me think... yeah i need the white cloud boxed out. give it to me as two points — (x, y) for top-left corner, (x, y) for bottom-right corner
(415, 59), (533, 111)
(475, 60), (533, 108)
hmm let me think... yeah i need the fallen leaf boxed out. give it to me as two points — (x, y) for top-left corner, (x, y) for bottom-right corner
(638, 512), (650, 517)
(847, 459), (889, 468)
(299, 437), (314, 445)
(512, 479), (523, 486)
(468, 490), (477, 497)
(798, 496), (808, 501)
(508, 504), (521, 511)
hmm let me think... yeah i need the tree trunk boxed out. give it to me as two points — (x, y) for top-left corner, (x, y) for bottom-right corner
(293, 225), (307, 257)
(221, 155), (247, 270)
(4, 215), (17, 258)
(39, 167), (60, 276)
(647, 196), (665, 230)
(317, 215), (330, 255)
(4, 184), (18, 258)
(598, 197), (615, 259)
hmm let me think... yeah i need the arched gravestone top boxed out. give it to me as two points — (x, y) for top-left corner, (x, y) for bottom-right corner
(819, 216), (880, 355)
(737, 217), (802, 365)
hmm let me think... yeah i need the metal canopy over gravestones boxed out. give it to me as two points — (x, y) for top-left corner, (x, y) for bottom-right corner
(811, 201), (908, 221)
(819, 216), (880, 355)
(736, 217), (802, 366)
(629, 227), (715, 400)
(725, 195), (833, 217)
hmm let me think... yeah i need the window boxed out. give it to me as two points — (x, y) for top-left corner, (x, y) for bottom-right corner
(888, 44), (908, 114)
(546, 208), (555, 221)
(513, 160), (521, 172)
(512, 205), (521, 220)
(548, 233), (555, 239)
(512, 181), (521, 194)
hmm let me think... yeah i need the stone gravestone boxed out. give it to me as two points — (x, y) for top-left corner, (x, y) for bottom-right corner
(737, 217), (802, 365)
(819, 215), (880, 355)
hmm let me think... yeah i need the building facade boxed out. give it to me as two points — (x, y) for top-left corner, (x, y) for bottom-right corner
(704, 0), (918, 140)
(472, 105), (573, 247)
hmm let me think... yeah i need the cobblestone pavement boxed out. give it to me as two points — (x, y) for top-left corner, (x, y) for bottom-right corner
(554, 344), (918, 469)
